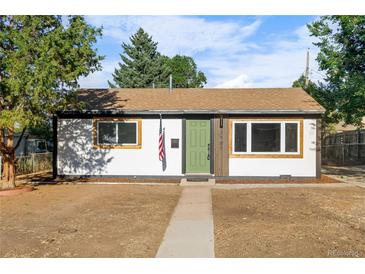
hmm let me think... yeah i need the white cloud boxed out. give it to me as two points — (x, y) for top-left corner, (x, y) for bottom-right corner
(78, 59), (119, 88)
(215, 74), (253, 88)
(87, 16), (261, 56)
(81, 16), (322, 89)
(81, 16), (262, 88)
(240, 20), (262, 39)
(206, 24), (322, 87)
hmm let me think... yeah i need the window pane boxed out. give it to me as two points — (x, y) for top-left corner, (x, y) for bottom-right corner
(234, 123), (247, 152)
(98, 122), (116, 144)
(37, 141), (46, 151)
(285, 123), (298, 152)
(118, 122), (137, 144)
(251, 123), (281, 152)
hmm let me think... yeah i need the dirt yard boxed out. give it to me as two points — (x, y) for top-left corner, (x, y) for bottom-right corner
(213, 187), (365, 257)
(0, 185), (180, 258)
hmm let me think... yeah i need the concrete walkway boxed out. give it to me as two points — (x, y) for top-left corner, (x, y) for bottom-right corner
(156, 186), (214, 258)
(322, 165), (365, 189)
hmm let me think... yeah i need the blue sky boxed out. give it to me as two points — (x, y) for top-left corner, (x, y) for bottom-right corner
(80, 16), (322, 88)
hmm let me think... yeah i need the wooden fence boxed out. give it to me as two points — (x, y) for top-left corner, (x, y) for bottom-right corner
(322, 130), (365, 166)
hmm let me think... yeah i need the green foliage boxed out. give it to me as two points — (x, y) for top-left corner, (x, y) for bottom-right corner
(307, 16), (365, 127)
(109, 28), (170, 88)
(292, 75), (340, 127)
(109, 28), (207, 88)
(0, 15), (103, 132)
(163, 55), (207, 88)
(0, 109), (31, 130)
(29, 120), (52, 140)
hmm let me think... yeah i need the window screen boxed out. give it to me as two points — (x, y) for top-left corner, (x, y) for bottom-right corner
(98, 122), (116, 144)
(285, 123), (298, 152)
(118, 122), (137, 144)
(251, 123), (281, 152)
(234, 123), (247, 152)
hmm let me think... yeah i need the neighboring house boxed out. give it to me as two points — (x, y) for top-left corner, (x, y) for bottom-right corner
(54, 88), (325, 179)
(334, 117), (365, 133)
(3, 131), (50, 156)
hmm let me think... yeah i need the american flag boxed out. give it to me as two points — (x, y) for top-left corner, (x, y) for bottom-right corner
(159, 115), (165, 161)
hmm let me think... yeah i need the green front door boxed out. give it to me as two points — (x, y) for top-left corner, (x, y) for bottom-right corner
(186, 119), (211, 174)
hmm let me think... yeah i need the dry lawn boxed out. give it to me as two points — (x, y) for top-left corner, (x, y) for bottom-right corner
(0, 184), (180, 258)
(213, 187), (365, 257)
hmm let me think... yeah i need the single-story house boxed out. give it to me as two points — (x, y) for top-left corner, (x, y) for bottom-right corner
(2, 130), (50, 156)
(53, 87), (325, 179)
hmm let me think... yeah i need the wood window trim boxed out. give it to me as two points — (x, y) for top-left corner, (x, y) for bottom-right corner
(228, 118), (304, 158)
(92, 117), (142, 149)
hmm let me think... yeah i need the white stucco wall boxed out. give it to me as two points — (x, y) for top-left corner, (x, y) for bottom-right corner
(58, 118), (183, 176)
(58, 117), (317, 177)
(229, 119), (317, 177)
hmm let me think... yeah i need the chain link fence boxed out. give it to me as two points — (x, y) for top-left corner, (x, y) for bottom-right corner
(322, 130), (365, 166)
(15, 152), (52, 175)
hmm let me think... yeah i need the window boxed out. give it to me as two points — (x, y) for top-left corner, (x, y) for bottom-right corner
(98, 122), (116, 144)
(285, 123), (298, 152)
(230, 119), (302, 157)
(93, 118), (141, 149)
(117, 122), (137, 144)
(36, 140), (47, 152)
(234, 123), (247, 152)
(251, 123), (281, 152)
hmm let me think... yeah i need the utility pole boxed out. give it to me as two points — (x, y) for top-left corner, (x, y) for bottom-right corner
(169, 74), (172, 93)
(305, 48), (310, 87)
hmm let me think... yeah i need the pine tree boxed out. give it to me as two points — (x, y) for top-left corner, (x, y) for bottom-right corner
(109, 28), (170, 88)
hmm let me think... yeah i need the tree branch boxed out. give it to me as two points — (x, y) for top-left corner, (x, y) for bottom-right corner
(12, 126), (27, 152)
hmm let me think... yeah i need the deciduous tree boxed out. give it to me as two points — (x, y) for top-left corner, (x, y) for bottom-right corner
(307, 16), (365, 127)
(0, 15), (103, 189)
(292, 75), (340, 129)
(163, 55), (207, 88)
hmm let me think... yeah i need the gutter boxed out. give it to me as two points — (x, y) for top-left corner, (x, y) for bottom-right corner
(57, 109), (325, 116)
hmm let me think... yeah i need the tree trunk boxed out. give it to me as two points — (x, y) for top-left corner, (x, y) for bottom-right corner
(0, 128), (6, 181)
(1, 154), (16, 190)
(8, 152), (16, 188)
(2, 155), (9, 181)
(1, 127), (16, 190)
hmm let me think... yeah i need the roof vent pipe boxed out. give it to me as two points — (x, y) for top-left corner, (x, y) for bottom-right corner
(169, 74), (172, 93)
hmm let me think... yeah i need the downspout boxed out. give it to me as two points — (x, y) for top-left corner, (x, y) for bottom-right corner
(52, 115), (58, 179)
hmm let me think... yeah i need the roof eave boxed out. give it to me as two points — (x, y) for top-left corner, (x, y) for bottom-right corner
(58, 109), (325, 115)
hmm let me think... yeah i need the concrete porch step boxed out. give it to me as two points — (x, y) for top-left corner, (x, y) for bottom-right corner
(180, 178), (215, 186)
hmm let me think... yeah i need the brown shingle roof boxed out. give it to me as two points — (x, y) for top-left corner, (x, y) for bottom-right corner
(76, 88), (325, 114)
